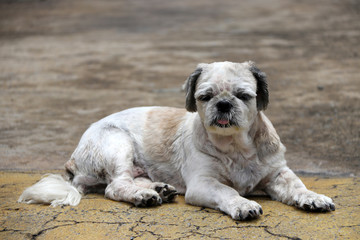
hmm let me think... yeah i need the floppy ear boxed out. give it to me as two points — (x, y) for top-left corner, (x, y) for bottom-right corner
(184, 67), (202, 112)
(249, 63), (269, 111)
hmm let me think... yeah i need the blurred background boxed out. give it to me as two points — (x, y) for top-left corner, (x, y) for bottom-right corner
(0, 0), (359, 176)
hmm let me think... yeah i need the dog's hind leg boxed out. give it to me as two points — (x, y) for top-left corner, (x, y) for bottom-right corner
(72, 175), (106, 194)
(102, 133), (162, 207)
(134, 177), (178, 203)
(65, 154), (106, 194)
(105, 176), (163, 207)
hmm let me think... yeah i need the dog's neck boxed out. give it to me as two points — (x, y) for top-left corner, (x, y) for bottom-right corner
(207, 129), (254, 156)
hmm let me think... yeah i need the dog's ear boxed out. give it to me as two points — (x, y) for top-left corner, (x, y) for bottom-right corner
(184, 67), (202, 112)
(252, 112), (281, 158)
(248, 62), (269, 111)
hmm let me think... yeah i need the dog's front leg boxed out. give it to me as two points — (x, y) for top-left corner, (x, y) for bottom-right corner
(264, 167), (335, 211)
(185, 176), (263, 220)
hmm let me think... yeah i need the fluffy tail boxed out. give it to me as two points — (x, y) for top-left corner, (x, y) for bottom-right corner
(18, 174), (82, 207)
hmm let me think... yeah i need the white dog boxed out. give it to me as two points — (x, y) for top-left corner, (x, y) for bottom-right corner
(19, 61), (335, 220)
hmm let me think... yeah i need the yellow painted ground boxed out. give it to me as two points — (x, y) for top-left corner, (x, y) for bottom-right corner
(1, 171), (359, 239)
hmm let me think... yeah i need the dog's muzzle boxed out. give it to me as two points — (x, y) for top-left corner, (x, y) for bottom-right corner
(211, 100), (236, 128)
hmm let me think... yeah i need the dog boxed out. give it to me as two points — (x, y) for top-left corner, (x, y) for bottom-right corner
(18, 61), (335, 220)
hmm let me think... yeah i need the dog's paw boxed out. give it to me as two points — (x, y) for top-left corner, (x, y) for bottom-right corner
(134, 190), (162, 207)
(229, 200), (263, 221)
(294, 190), (335, 212)
(153, 183), (178, 203)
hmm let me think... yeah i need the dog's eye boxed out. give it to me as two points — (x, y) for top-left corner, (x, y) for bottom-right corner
(198, 94), (213, 102)
(236, 93), (253, 101)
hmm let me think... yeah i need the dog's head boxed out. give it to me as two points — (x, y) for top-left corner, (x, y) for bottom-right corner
(184, 61), (269, 135)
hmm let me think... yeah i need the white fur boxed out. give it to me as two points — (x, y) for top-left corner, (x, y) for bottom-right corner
(18, 61), (334, 220)
(18, 174), (81, 207)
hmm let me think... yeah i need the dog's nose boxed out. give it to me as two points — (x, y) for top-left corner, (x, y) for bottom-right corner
(216, 100), (232, 113)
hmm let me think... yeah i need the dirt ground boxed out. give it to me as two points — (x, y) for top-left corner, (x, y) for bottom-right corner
(0, 0), (359, 176)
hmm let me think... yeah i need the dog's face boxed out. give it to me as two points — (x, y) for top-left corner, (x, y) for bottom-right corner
(185, 61), (269, 136)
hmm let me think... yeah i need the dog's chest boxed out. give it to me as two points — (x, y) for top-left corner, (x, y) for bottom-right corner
(226, 153), (265, 195)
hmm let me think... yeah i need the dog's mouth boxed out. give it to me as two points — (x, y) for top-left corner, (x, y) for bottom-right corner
(217, 119), (229, 125)
(211, 118), (236, 128)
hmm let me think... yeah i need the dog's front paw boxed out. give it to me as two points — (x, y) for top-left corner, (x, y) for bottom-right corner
(294, 190), (335, 212)
(134, 190), (162, 207)
(154, 183), (178, 203)
(229, 199), (263, 220)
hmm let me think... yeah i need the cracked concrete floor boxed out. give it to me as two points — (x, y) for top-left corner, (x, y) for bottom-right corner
(1, 172), (359, 239)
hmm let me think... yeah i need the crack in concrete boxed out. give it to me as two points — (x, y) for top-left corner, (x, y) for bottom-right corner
(133, 229), (164, 239)
(56, 220), (130, 225)
(210, 225), (268, 240)
(31, 223), (75, 240)
(127, 216), (177, 239)
(212, 224), (302, 240)
(20, 207), (134, 240)
(136, 216), (179, 227)
(0, 183), (16, 188)
(127, 215), (216, 239)
(339, 224), (360, 228)
(264, 228), (302, 240)
(216, 225), (267, 230)
(181, 230), (225, 239)
(0, 228), (23, 233)
(3, 207), (20, 211)
(42, 211), (62, 227)
(32, 220), (132, 239)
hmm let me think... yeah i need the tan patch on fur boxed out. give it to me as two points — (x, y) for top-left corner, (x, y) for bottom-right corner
(143, 107), (187, 162)
(252, 112), (281, 157)
(65, 158), (76, 172)
(64, 158), (77, 180)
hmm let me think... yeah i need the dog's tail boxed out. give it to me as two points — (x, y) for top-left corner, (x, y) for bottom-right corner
(18, 174), (82, 207)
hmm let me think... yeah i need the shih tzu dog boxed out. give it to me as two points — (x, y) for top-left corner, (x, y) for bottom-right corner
(18, 61), (335, 220)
